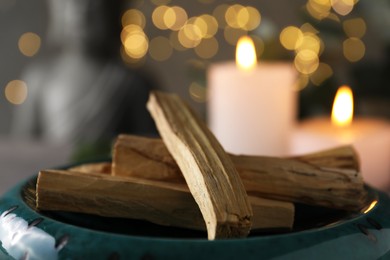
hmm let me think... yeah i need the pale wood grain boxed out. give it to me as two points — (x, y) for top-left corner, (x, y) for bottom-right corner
(113, 134), (367, 211)
(36, 170), (294, 231)
(147, 91), (252, 239)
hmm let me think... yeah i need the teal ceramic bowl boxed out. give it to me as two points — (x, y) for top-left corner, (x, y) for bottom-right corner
(1, 165), (390, 260)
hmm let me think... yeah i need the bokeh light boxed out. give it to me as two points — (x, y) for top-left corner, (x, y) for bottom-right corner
(294, 74), (310, 91)
(4, 80), (28, 105)
(331, 0), (355, 16)
(168, 6), (188, 31)
(224, 27), (247, 46)
(152, 5), (170, 30)
(296, 33), (322, 55)
(213, 4), (229, 29)
(121, 9), (146, 28)
(225, 5), (261, 31)
(18, 32), (41, 57)
(196, 14), (218, 38)
(149, 36), (173, 61)
(243, 6), (261, 31)
(169, 31), (187, 51)
(310, 63), (333, 86)
(225, 4), (242, 29)
(195, 37), (219, 59)
(300, 23), (319, 35)
(343, 18), (366, 38)
(294, 50), (319, 74)
(190, 17), (208, 39)
(343, 37), (365, 62)
(306, 0), (332, 20)
(178, 23), (202, 48)
(121, 25), (149, 59)
(279, 26), (303, 50)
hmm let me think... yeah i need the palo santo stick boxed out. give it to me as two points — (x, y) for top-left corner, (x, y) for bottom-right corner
(36, 170), (294, 231)
(112, 134), (367, 211)
(70, 162), (111, 175)
(147, 91), (252, 240)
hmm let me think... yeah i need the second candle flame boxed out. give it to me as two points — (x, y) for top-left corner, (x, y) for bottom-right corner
(332, 85), (354, 127)
(236, 36), (257, 71)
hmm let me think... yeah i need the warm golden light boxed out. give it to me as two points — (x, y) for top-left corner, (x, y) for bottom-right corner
(300, 23), (319, 34)
(197, 14), (218, 38)
(343, 37), (365, 62)
(331, 0), (355, 16)
(225, 5), (261, 31)
(332, 86), (354, 127)
(294, 74), (310, 91)
(121, 9), (146, 28)
(191, 17), (208, 38)
(168, 6), (188, 31)
(280, 26), (303, 50)
(152, 5), (169, 30)
(294, 50), (319, 75)
(242, 6), (261, 31)
(163, 7), (177, 29)
(296, 34), (322, 55)
(18, 32), (41, 57)
(178, 23), (202, 48)
(121, 25), (149, 59)
(343, 18), (366, 38)
(363, 200), (378, 214)
(236, 36), (257, 71)
(5, 80), (28, 105)
(225, 4), (244, 29)
(306, 0), (332, 20)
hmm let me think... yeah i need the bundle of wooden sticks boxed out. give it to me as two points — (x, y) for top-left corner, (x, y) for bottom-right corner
(36, 91), (368, 240)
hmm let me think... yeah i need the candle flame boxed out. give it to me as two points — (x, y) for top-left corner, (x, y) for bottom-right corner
(331, 85), (354, 127)
(236, 36), (257, 71)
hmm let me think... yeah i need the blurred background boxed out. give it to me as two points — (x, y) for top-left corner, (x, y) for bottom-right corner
(0, 0), (389, 193)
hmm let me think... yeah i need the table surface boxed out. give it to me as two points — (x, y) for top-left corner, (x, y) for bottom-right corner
(0, 137), (73, 195)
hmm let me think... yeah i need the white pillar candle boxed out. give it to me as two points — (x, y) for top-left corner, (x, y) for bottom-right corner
(290, 86), (390, 191)
(207, 36), (297, 156)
